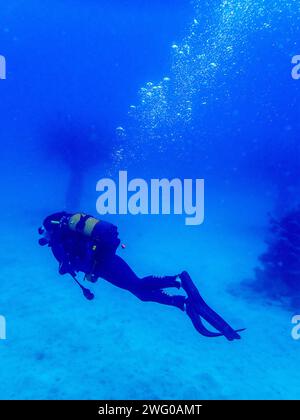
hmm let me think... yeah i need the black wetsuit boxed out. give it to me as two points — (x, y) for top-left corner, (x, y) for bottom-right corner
(40, 212), (243, 341)
(51, 228), (186, 311)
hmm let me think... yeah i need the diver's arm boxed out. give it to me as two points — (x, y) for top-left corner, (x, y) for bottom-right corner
(51, 241), (75, 276)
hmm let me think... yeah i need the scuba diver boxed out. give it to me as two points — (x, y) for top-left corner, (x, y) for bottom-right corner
(39, 212), (244, 341)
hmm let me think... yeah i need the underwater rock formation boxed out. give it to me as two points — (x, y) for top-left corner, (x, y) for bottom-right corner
(44, 116), (112, 210)
(254, 207), (300, 307)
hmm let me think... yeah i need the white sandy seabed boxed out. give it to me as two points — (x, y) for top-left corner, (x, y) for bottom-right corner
(0, 200), (299, 400)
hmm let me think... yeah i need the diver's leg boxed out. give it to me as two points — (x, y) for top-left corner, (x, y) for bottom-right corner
(97, 255), (141, 290)
(134, 289), (186, 311)
(97, 257), (242, 340)
(97, 255), (180, 291)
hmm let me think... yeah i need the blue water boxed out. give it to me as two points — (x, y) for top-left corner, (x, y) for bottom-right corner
(1, 0), (300, 399)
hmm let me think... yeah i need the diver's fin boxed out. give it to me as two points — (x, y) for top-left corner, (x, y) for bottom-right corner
(180, 271), (243, 341)
(186, 302), (224, 338)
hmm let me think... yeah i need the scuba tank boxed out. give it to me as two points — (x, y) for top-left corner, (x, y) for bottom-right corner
(67, 213), (120, 255)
